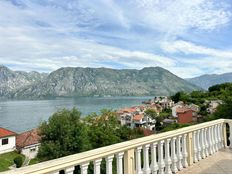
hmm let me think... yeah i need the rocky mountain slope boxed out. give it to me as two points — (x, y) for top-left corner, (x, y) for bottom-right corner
(0, 65), (47, 98)
(186, 72), (232, 90)
(0, 65), (200, 99)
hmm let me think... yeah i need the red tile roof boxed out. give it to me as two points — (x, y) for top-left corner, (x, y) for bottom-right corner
(0, 127), (16, 138)
(120, 108), (137, 113)
(176, 107), (192, 113)
(16, 129), (41, 148)
(133, 114), (144, 121)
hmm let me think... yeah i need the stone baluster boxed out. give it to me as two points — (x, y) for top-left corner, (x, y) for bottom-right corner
(204, 128), (209, 157)
(208, 127), (213, 155)
(229, 122), (232, 149)
(158, 140), (165, 174)
(182, 134), (188, 167)
(211, 126), (216, 153)
(214, 125), (219, 152)
(136, 146), (143, 174)
(221, 123), (225, 148)
(193, 131), (198, 162)
(200, 129), (206, 159)
(65, 166), (75, 174)
(197, 130), (202, 161)
(106, 155), (114, 174)
(211, 126), (216, 154)
(165, 138), (172, 174)
(218, 124), (223, 149)
(171, 137), (178, 173)
(151, 142), (158, 174)
(143, 144), (151, 174)
(217, 124), (222, 149)
(94, 159), (102, 174)
(176, 136), (183, 171)
(116, 152), (124, 174)
(80, 163), (89, 174)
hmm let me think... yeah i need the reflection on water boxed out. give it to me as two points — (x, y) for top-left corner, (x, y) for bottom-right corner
(0, 96), (152, 133)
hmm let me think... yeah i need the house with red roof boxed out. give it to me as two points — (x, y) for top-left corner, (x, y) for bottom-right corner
(16, 129), (41, 159)
(0, 127), (17, 154)
(133, 114), (156, 130)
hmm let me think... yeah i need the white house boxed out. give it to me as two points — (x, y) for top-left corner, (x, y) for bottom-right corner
(133, 114), (156, 130)
(16, 129), (41, 159)
(0, 127), (16, 154)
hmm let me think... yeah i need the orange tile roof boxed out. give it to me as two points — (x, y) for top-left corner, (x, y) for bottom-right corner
(120, 108), (137, 113)
(16, 129), (41, 148)
(0, 127), (16, 138)
(133, 114), (144, 121)
(176, 107), (192, 113)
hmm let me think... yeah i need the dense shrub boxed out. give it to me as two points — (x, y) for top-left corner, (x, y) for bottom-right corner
(14, 156), (23, 168)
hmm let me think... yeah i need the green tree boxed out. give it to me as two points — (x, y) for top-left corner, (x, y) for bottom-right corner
(38, 108), (91, 161)
(86, 109), (121, 149)
(145, 108), (157, 119)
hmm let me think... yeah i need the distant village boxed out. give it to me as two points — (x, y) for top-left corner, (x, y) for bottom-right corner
(0, 96), (223, 165)
(116, 96), (222, 130)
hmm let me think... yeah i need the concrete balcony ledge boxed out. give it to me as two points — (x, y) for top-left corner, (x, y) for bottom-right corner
(1, 119), (232, 174)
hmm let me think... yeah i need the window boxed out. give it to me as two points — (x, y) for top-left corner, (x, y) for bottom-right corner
(2, 138), (8, 145)
(30, 148), (36, 152)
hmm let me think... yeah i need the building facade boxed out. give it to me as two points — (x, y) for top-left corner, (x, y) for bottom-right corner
(0, 127), (16, 154)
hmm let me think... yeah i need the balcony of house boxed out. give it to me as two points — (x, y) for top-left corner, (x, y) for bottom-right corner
(1, 119), (232, 174)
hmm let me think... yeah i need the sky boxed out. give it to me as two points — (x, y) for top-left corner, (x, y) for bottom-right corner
(0, 0), (232, 78)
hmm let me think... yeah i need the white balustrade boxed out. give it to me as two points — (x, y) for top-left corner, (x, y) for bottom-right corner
(171, 137), (178, 173)
(182, 134), (188, 167)
(211, 126), (216, 153)
(218, 123), (223, 149)
(214, 125), (219, 152)
(200, 129), (206, 159)
(136, 146), (143, 174)
(151, 142), (159, 174)
(197, 130), (202, 161)
(165, 138), (172, 174)
(106, 155), (114, 174)
(158, 140), (165, 174)
(80, 163), (89, 174)
(94, 159), (102, 174)
(143, 144), (151, 174)
(2, 119), (231, 174)
(176, 136), (183, 171)
(208, 126), (213, 155)
(65, 167), (75, 174)
(204, 128), (209, 157)
(193, 131), (198, 162)
(116, 152), (124, 174)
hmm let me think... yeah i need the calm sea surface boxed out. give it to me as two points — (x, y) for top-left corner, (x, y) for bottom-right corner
(0, 96), (152, 133)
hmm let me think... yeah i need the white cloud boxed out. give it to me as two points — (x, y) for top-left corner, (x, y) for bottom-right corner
(0, 0), (231, 78)
(162, 40), (232, 58)
(129, 0), (231, 35)
(160, 40), (232, 78)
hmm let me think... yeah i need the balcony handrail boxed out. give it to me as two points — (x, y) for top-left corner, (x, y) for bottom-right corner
(2, 118), (230, 174)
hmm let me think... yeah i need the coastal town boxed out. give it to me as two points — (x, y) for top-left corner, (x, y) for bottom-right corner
(0, 95), (223, 170)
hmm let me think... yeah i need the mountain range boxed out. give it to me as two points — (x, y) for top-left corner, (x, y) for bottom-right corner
(186, 72), (232, 90)
(0, 65), (200, 99)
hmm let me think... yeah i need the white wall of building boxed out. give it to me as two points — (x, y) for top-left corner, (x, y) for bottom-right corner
(0, 136), (16, 154)
(21, 144), (40, 159)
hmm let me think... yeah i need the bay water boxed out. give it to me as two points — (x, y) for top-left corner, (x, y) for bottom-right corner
(0, 96), (152, 133)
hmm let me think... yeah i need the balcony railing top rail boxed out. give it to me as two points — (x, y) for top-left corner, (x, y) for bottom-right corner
(2, 118), (231, 174)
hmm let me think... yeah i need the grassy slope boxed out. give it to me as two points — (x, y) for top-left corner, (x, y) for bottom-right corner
(0, 151), (25, 172)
